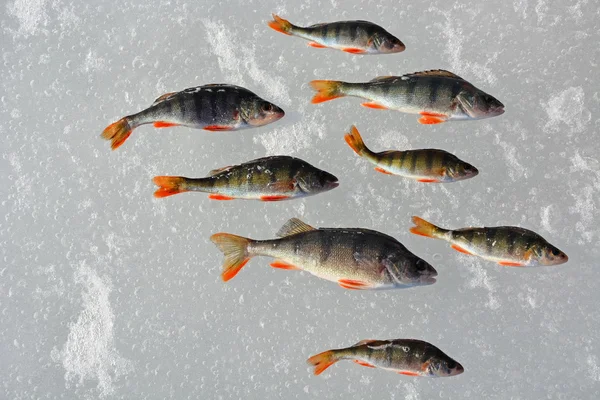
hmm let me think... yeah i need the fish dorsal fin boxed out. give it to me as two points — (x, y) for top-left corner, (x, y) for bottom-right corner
(208, 165), (234, 176)
(152, 92), (176, 105)
(308, 22), (328, 28)
(276, 218), (316, 238)
(354, 339), (378, 346)
(404, 69), (464, 80)
(369, 76), (398, 83)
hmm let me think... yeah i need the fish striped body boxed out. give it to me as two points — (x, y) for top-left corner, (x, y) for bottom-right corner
(410, 217), (568, 267)
(308, 339), (464, 377)
(268, 15), (405, 54)
(310, 70), (504, 124)
(101, 84), (284, 149)
(210, 218), (437, 289)
(153, 156), (338, 201)
(344, 126), (478, 182)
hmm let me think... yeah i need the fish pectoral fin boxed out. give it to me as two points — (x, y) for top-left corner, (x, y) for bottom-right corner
(418, 178), (440, 183)
(353, 360), (376, 368)
(153, 121), (180, 128)
(375, 167), (393, 175)
(208, 194), (235, 200)
(270, 260), (302, 270)
(498, 261), (525, 267)
(342, 47), (366, 54)
(451, 244), (473, 255)
(398, 371), (420, 376)
(204, 125), (233, 131)
(338, 279), (371, 290)
(308, 42), (327, 48)
(260, 195), (290, 201)
(361, 102), (389, 109)
(267, 180), (296, 192)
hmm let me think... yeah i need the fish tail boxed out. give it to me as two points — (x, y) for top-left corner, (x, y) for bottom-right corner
(344, 125), (373, 157)
(101, 117), (134, 150)
(152, 176), (191, 198)
(210, 233), (253, 281)
(307, 350), (340, 376)
(268, 14), (294, 35)
(410, 216), (447, 239)
(310, 80), (346, 104)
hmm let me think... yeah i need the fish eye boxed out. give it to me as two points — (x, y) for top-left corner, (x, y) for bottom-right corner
(551, 248), (561, 256)
(262, 103), (274, 112)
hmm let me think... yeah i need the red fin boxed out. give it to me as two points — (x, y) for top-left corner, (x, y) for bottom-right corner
(268, 14), (293, 35)
(418, 178), (439, 183)
(208, 194), (235, 200)
(354, 360), (375, 368)
(418, 116), (446, 125)
(153, 121), (180, 128)
(361, 102), (388, 109)
(210, 233), (252, 282)
(270, 260), (301, 270)
(223, 258), (249, 281)
(153, 176), (189, 198)
(420, 111), (447, 117)
(310, 80), (345, 104)
(101, 118), (133, 150)
(338, 279), (370, 290)
(398, 371), (420, 376)
(375, 167), (392, 175)
(307, 350), (338, 376)
(261, 195), (290, 202)
(308, 42), (327, 48)
(342, 47), (365, 54)
(451, 244), (473, 255)
(204, 125), (232, 131)
(499, 261), (525, 267)
(409, 217), (443, 239)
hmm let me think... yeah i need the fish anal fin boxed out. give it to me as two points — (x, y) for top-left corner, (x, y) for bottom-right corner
(451, 244), (473, 255)
(208, 194), (235, 200)
(270, 260), (302, 270)
(353, 360), (376, 368)
(153, 121), (180, 128)
(361, 102), (389, 109)
(276, 218), (316, 237)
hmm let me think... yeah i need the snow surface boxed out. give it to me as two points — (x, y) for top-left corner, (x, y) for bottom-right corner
(1, 0), (599, 399)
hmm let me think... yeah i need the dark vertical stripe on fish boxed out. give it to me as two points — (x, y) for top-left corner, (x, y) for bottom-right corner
(319, 234), (333, 264)
(406, 78), (418, 105)
(429, 79), (441, 108)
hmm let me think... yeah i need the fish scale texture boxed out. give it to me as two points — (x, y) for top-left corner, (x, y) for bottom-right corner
(1, 0), (599, 399)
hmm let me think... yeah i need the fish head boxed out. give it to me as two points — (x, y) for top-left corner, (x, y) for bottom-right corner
(456, 89), (505, 119)
(295, 169), (339, 195)
(390, 257), (437, 286)
(534, 244), (569, 266)
(371, 32), (405, 53)
(444, 161), (479, 182)
(426, 357), (464, 377)
(242, 99), (285, 127)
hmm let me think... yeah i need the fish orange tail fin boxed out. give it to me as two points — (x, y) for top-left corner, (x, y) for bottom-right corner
(101, 117), (134, 150)
(409, 216), (446, 239)
(344, 125), (372, 157)
(307, 350), (339, 376)
(152, 176), (190, 198)
(210, 233), (253, 281)
(267, 14), (294, 35)
(309, 80), (346, 104)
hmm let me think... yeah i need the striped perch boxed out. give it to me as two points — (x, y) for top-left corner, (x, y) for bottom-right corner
(101, 84), (284, 150)
(410, 217), (568, 267)
(153, 156), (338, 201)
(267, 14), (405, 54)
(310, 70), (504, 124)
(308, 339), (464, 377)
(210, 218), (438, 288)
(344, 125), (479, 182)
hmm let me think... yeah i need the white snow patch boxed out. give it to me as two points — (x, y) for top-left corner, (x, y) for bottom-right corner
(494, 134), (527, 181)
(541, 86), (590, 134)
(253, 111), (325, 155)
(6, 0), (48, 37)
(540, 205), (555, 234)
(587, 355), (600, 381)
(52, 263), (133, 398)
(202, 19), (291, 106)
(466, 260), (501, 310)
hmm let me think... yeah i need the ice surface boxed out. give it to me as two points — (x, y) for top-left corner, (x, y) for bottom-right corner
(1, 0), (599, 399)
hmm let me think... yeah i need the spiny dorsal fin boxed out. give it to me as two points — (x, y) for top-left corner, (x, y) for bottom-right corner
(369, 76), (398, 83)
(152, 92), (176, 105)
(276, 218), (316, 238)
(208, 165), (234, 176)
(404, 69), (464, 80)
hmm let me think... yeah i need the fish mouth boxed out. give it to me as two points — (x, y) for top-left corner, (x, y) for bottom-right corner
(327, 181), (340, 189)
(420, 275), (437, 285)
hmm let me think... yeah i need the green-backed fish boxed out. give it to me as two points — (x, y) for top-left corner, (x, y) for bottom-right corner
(210, 218), (437, 288)
(310, 70), (504, 124)
(153, 156), (338, 201)
(308, 339), (464, 377)
(409, 216), (568, 267)
(345, 126), (478, 182)
(101, 84), (284, 150)
(267, 14), (405, 54)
